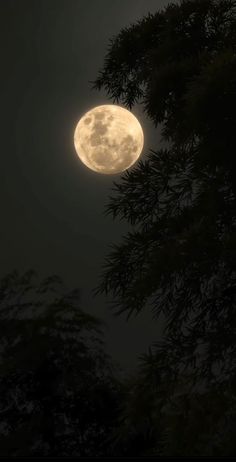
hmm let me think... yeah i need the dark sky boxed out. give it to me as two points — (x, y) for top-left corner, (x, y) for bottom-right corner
(0, 0), (170, 372)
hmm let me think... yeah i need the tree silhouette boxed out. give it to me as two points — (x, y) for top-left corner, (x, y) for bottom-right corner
(0, 270), (122, 457)
(95, 0), (236, 179)
(93, 0), (236, 455)
(93, 0), (236, 383)
(113, 362), (236, 456)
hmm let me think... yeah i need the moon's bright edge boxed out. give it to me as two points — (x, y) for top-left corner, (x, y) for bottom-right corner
(74, 105), (144, 174)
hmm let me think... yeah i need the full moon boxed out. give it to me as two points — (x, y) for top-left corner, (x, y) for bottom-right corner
(74, 105), (144, 174)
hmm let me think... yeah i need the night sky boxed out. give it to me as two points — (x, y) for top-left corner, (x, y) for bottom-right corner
(0, 0), (170, 372)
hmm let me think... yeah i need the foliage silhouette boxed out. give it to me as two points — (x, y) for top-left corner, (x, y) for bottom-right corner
(94, 0), (236, 177)
(93, 0), (236, 455)
(112, 362), (236, 456)
(0, 270), (122, 457)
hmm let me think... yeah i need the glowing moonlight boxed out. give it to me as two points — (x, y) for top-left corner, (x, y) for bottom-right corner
(74, 105), (144, 174)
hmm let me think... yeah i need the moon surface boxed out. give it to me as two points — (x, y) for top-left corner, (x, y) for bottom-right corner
(74, 104), (144, 174)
